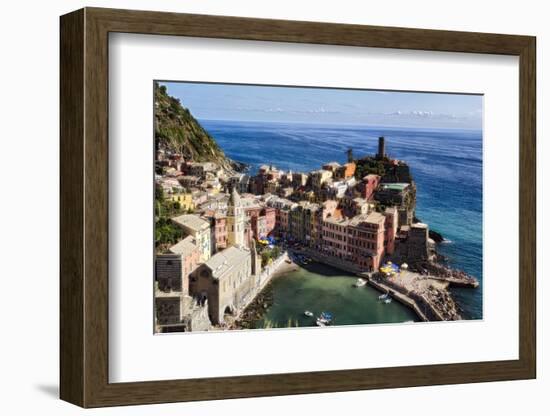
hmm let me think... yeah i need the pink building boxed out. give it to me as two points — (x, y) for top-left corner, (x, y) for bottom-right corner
(202, 211), (228, 252)
(263, 207), (276, 236)
(321, 212), (349, 259)
(249, 207), (276, 239)
(266, 197), (296, 238)
(359, 174), (381, 201)
(347, 212), (386, 271)
(213, 215), (228, 251)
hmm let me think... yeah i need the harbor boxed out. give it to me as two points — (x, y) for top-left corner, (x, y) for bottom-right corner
(233, 246), (480, 328)
(234, 255), (418, 330)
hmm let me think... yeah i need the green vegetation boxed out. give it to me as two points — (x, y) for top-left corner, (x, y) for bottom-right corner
(354, 157), (387, 179)
(260, 245), (282, 268)
(155, 187), (184, 251)
(154, 82), (234, 171)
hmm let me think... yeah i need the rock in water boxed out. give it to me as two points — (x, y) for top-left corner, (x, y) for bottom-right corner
(429, 229), (444, 243)
(414, 216), (444, 243)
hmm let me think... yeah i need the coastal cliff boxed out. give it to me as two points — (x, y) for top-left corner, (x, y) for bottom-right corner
(154, 82), (244, 173)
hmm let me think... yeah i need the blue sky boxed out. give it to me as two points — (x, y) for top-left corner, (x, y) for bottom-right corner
(160, 81), (482, 130)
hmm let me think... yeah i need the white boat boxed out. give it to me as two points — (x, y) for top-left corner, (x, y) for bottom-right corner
(354, 278), (367, 287)
(316, 319), (326, 327)
(383, 298), (392, 304)
(304, 310), (314, 317)
(378, 293), (389, 300)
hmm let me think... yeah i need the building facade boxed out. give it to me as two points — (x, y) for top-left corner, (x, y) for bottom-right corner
(347, 212), (386, 271)
(190, 245), (260, 324)
(171, 214), (212, 262)
(359, 174), (381, 201)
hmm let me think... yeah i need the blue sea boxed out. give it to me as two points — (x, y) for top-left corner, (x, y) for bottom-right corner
(202, 119), (483, 320)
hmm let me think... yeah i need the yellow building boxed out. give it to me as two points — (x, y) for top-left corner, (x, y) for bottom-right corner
(311, 169), (333, 190)
(168, 192), (195, 212)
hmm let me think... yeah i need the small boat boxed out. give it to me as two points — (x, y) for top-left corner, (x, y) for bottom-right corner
(316, 319), (326, 327)
(354, 278), (367, 287)
(317, 312), (333, 325)
(383, 298), (392, 304)
(304, 310), (314, 317)
(378, 293), (389, 300)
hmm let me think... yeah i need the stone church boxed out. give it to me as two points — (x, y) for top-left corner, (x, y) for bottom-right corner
(190, 188), (262, 325)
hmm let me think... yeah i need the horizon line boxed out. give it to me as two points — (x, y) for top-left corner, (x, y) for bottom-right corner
(197, 117), (483, 132)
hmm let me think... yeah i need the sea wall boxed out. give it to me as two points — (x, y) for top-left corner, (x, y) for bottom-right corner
(366, 278), (434, 322)
(232, 251), (289, 322)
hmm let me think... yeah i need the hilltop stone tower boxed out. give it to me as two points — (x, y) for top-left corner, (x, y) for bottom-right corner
(377, 136), (386, 159)
(227, 187), (245, 247)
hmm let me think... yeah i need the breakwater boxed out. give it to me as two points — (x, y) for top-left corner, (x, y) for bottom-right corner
(361, 271), (463, 321)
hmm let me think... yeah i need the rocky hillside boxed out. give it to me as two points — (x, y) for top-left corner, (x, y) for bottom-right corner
(154, 82), (242, 173)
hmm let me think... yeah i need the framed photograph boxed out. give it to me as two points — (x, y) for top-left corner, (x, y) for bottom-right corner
(60, 7), (536, 408)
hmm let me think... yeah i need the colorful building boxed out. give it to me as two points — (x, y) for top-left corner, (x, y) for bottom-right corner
(347, 212), (386, 271)
(359, 174), (381, 201)
(172, 214), (212, 262)
(335, 162), (356, 180)
(168, 191), (195, 212)
(266, 197), (297, 238)
(322, 215), (350, 259)
(311, 169), (333, 190)
(202, 212), (228, 253)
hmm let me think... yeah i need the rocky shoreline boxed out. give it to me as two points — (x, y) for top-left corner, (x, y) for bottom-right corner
(232, 282), (275, 329)
(232, 257), (299, 330)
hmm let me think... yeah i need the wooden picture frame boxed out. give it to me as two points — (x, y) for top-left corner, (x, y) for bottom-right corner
(60, 7), (536, 408)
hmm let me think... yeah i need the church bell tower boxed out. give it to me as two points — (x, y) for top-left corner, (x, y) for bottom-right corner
(227, 187), (245, 247)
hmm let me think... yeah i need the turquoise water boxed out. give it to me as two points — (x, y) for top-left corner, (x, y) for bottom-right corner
(202, 119), (483, 320)
(256, 262), (418, 328)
